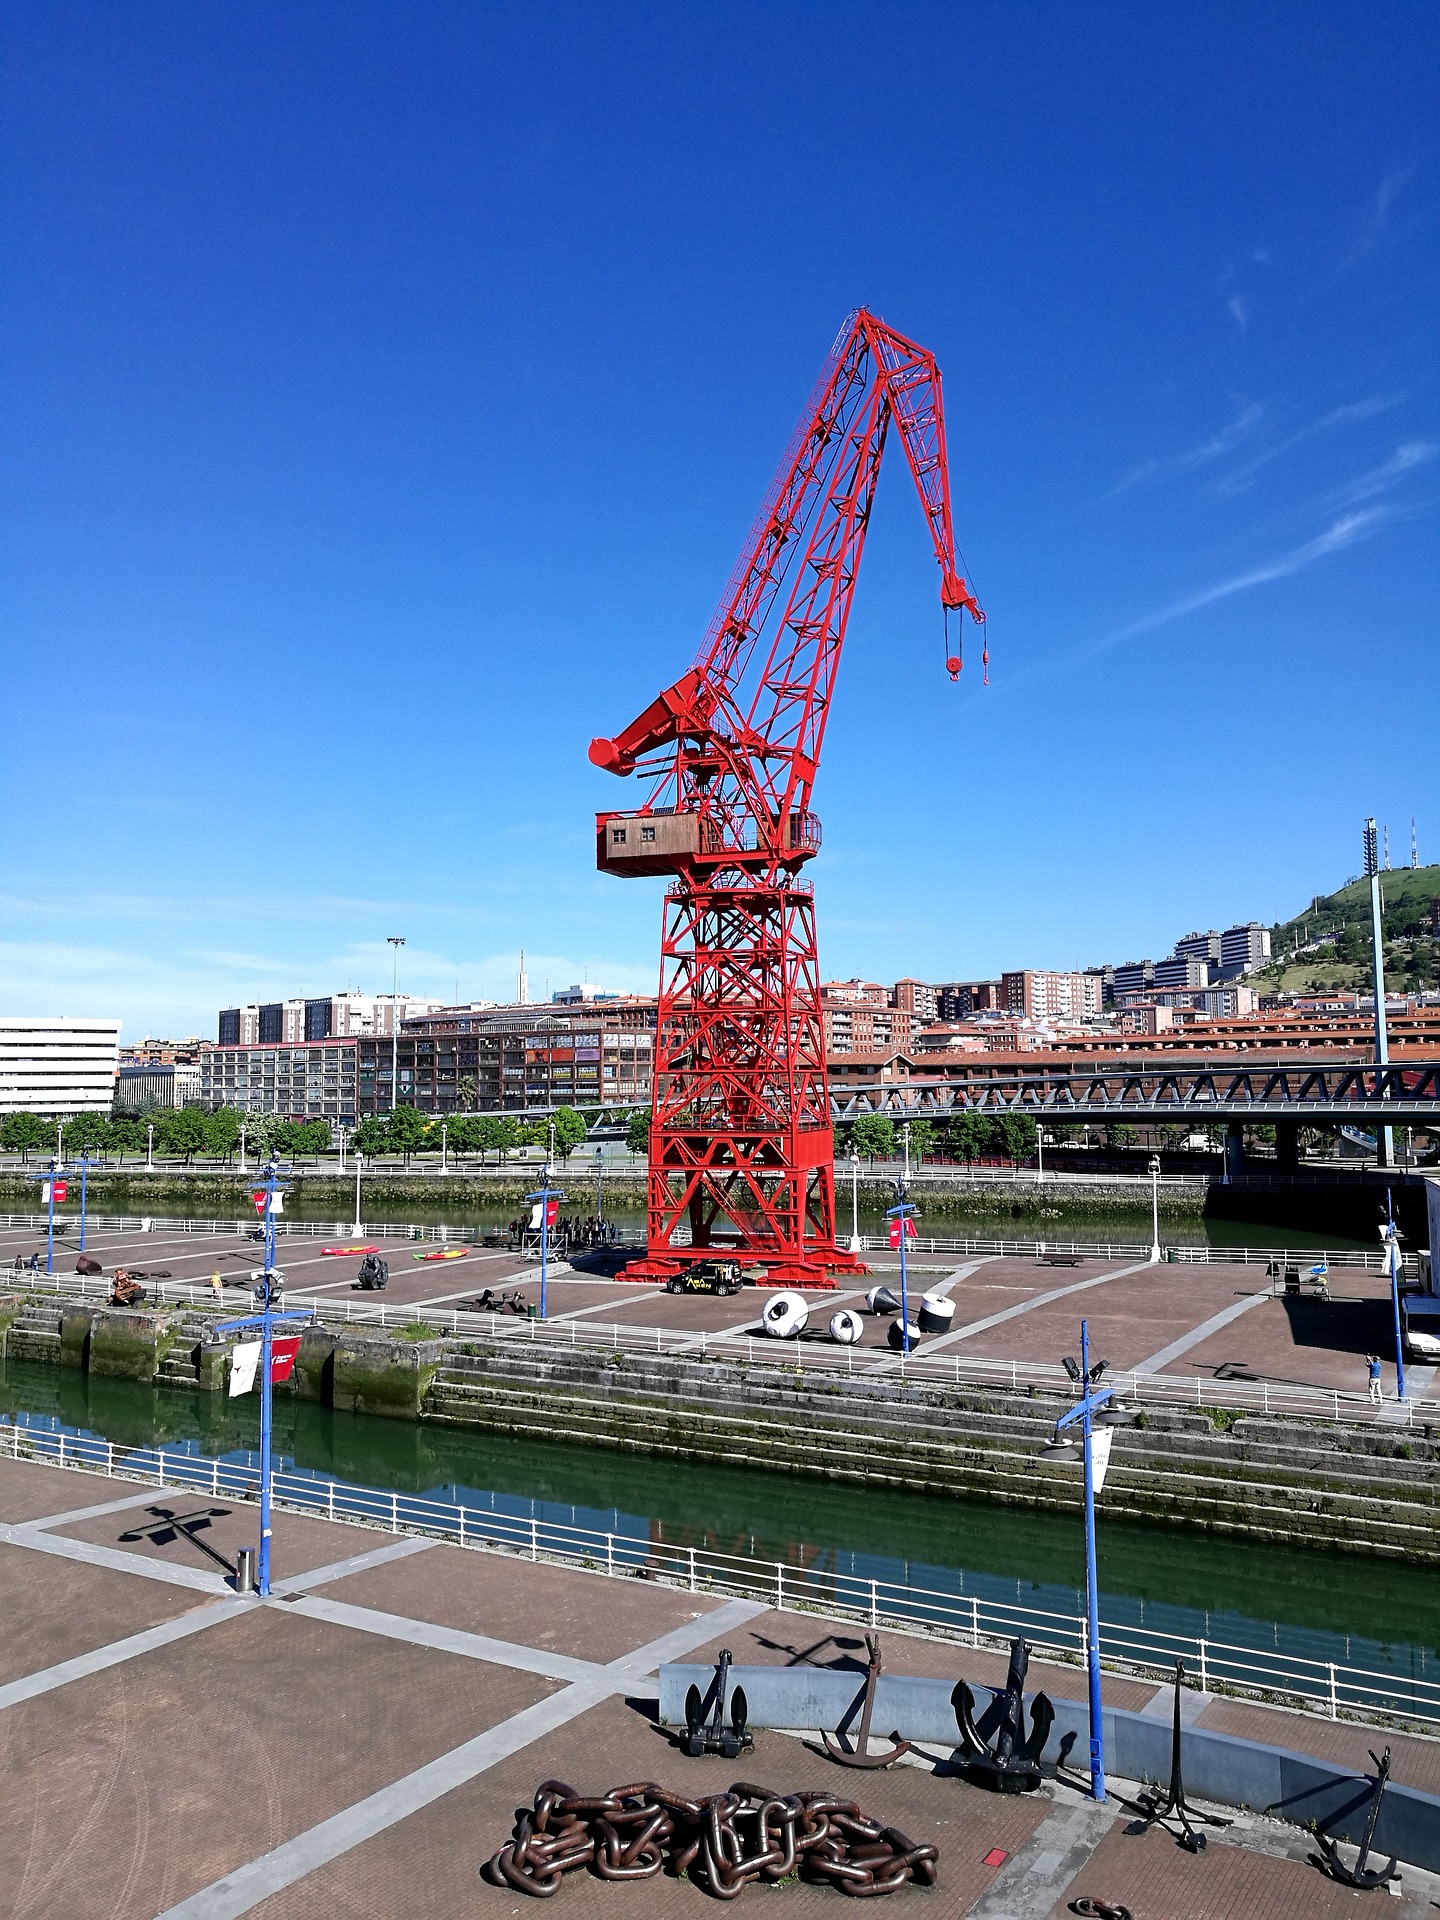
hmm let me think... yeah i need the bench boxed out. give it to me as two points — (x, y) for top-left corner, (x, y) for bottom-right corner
(1039, 1255), (1085, 1268)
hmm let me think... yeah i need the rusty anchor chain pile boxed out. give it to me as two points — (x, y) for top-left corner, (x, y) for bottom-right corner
(483, 1778), (940, 1900)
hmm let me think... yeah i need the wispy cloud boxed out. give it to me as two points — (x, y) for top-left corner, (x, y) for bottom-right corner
(1106, 506), (1400, 646)
(1092, 401), (1264, 504)
(1321, 165), (1418, 285)
(1329, 439), (1439, 509)
(1214, 395), (1398, 495)
(1227, 294), (1248, 332)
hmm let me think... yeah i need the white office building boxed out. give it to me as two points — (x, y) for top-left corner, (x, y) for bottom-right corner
(0, 1016), (122, 1116)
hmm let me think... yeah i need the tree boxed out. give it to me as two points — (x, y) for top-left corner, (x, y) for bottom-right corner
(903, 1117), (935, 1163)
(849, 1114), (895, 1161)
(354, 1117), (388, 1158)
(473, 1114), (518, 1164)
(108, 1115), (146, 1165)
(294, 1120), (332, 1157)
(994, 1113), (1037, 1162)
(158, 1106), (209, 1164)
(1104, 1122), (1138, 1150)
(385, 1104), (428, 1165)
(1, 1112), (49, 1165)
(946, 1112), (989, 1165)
(456, 1074), (477, 1110)
(447, 1114), (482, 1162)
(241, 1112), (284, 1163)
(64, 1111), (111, 1158)
(205, 1106), (242, 1162)
(626, 1108), (652, 1157)
(551, 1106), (588, 1160)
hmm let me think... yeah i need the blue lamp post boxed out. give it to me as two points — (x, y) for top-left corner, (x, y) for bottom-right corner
(1382, 1191), (1406, 1403)
(214, 1157), (311, 1596)
(526, 1166), (566, 1319)
(25, 1157), (64, 1273)
(78, 1150), (91, 1253)
(886, 1183), (918, 1353)
(1041, 1317), (1132, 1802)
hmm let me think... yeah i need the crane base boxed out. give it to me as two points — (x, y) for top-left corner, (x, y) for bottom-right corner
(618, 1249), (867, 1290)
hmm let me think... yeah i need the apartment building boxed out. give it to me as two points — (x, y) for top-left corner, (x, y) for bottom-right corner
(1153, 955), (1211, 990)
(821, 984), (915, 1057)
(1001, 969), (1104, 1020)
(198, 1040), (359, 1122)
(892, 979), (939, 1022)
(218, 993), (445, 1047)
(1219, 922), (1272, 978)
(935, 980), (1004, 1020)
(0, 1016), (122, 1117)
(354, 999), (658, 1118)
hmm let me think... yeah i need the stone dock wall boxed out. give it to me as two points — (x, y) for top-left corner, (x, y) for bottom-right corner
(4, 1289), (1436, 1562)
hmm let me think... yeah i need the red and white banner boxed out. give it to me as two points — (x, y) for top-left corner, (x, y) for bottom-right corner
(229, 1340), (262, 1396)
(41, 1180), (68, 1204)
(270, 1335), (302, 1384)
(888, 1217), (917, 1249)
(251, 1190), (284, 1215)
(252, 1192), (266, 1216)
(545, 1198), (560, 1227)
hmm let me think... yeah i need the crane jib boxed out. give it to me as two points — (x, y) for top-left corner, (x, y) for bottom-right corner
(586, 310), (988, 1287)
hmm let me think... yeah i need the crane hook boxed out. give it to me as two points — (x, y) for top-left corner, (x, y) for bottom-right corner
(944, 605), (962, 681)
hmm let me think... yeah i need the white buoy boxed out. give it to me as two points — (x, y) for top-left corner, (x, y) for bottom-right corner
(866, 1285), (900, 1315)
(887, 1318), (922, 1351)
(917, 1290), (955, 1334)
(829, 1308), (864, 1344)
(762, 1291), (809, 1339)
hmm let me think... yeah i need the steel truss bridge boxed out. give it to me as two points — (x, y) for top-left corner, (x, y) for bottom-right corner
(829, 1061), (1440, 1127)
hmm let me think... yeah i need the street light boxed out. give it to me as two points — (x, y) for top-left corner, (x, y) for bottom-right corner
(1148, 1154), (1161, 1264)
(1381, 1194), (1406, 1403)
(387, 934), (406, 1113)
(352, 1150), (364, 1238)
(848, 1149), (862, 1254)
(526, 1165), (566, 1319)
(239, 1123), (247, 1175)
(902, 1120), (911, 1182)
(886, 1179), (918, 1355)
(1040, 1318), (1134, 1803)
(440, 1120), (448, 1175)
(146, 1122), (154, 1172)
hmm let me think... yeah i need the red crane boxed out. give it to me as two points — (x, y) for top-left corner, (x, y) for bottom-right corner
(589, 309), (985, 1287)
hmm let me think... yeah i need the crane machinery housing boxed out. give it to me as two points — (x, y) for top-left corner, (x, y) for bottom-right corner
(589, 309), (985, 1288)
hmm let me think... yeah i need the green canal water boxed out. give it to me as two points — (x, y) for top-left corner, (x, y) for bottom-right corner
(2, 1353), (1433, 1692)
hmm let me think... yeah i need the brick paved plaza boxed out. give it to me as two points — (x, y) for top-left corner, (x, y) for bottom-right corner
(4, 1215), (1434, 1411)
(3, 1454), (1438, 1917)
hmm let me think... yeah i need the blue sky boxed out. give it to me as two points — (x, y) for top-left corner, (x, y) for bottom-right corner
(2, 3), (1437, 1039)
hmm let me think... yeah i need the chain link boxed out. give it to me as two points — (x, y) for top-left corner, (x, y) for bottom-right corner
(484, 1777), (941, 1899)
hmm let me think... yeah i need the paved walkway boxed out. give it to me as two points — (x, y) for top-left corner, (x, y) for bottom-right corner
(3, 1454), (1437, 1918)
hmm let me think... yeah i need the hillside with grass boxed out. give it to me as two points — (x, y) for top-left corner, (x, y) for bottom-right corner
(1258, 862), (1440, 996)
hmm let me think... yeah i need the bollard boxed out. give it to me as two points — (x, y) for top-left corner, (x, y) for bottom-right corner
(235, 1546), (257, 1595)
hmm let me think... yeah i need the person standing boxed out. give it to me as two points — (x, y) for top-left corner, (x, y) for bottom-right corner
(1367, 1354), (1383, 1404)
(210, 1271), (222, 1304)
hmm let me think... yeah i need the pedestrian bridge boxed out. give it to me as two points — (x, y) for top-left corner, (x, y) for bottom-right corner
(830, 1060), (1440, 1125)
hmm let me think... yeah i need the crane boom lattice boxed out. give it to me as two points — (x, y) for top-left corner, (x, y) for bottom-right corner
(589, 309), (985, 1285)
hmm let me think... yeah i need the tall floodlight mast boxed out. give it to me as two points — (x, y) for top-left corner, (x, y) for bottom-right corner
(590, 310), (986, 1287)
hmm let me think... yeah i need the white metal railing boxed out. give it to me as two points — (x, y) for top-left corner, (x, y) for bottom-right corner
(2, 1420), (1434, 1734)
(8, 1265), (1421, 1425)
(0, 1211), (1403, 1271)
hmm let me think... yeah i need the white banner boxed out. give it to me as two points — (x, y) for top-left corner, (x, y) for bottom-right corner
(528, 1202), (543, 1231)
(1090, 1425), (1114, 1494)
(229, 1340), (262, 1397)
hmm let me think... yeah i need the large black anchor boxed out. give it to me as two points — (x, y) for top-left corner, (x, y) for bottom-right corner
(1315, 1746), (1398, 1891)
(1135, 1660), (1230, 1852)
(820, 1633), (911, 1769)
(680, 1648), (753, 1759)
(952, 1636), (1054, 1793)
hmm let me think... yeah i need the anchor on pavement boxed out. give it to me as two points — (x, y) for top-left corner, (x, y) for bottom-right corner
(1315, 1746), (1399, 1890)
(1135, 1659), (1231, 1852)
(952, 1636), (1054, 1793)
(820, 1633), (911, 1769)
(680, 1648), (753, 1759)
